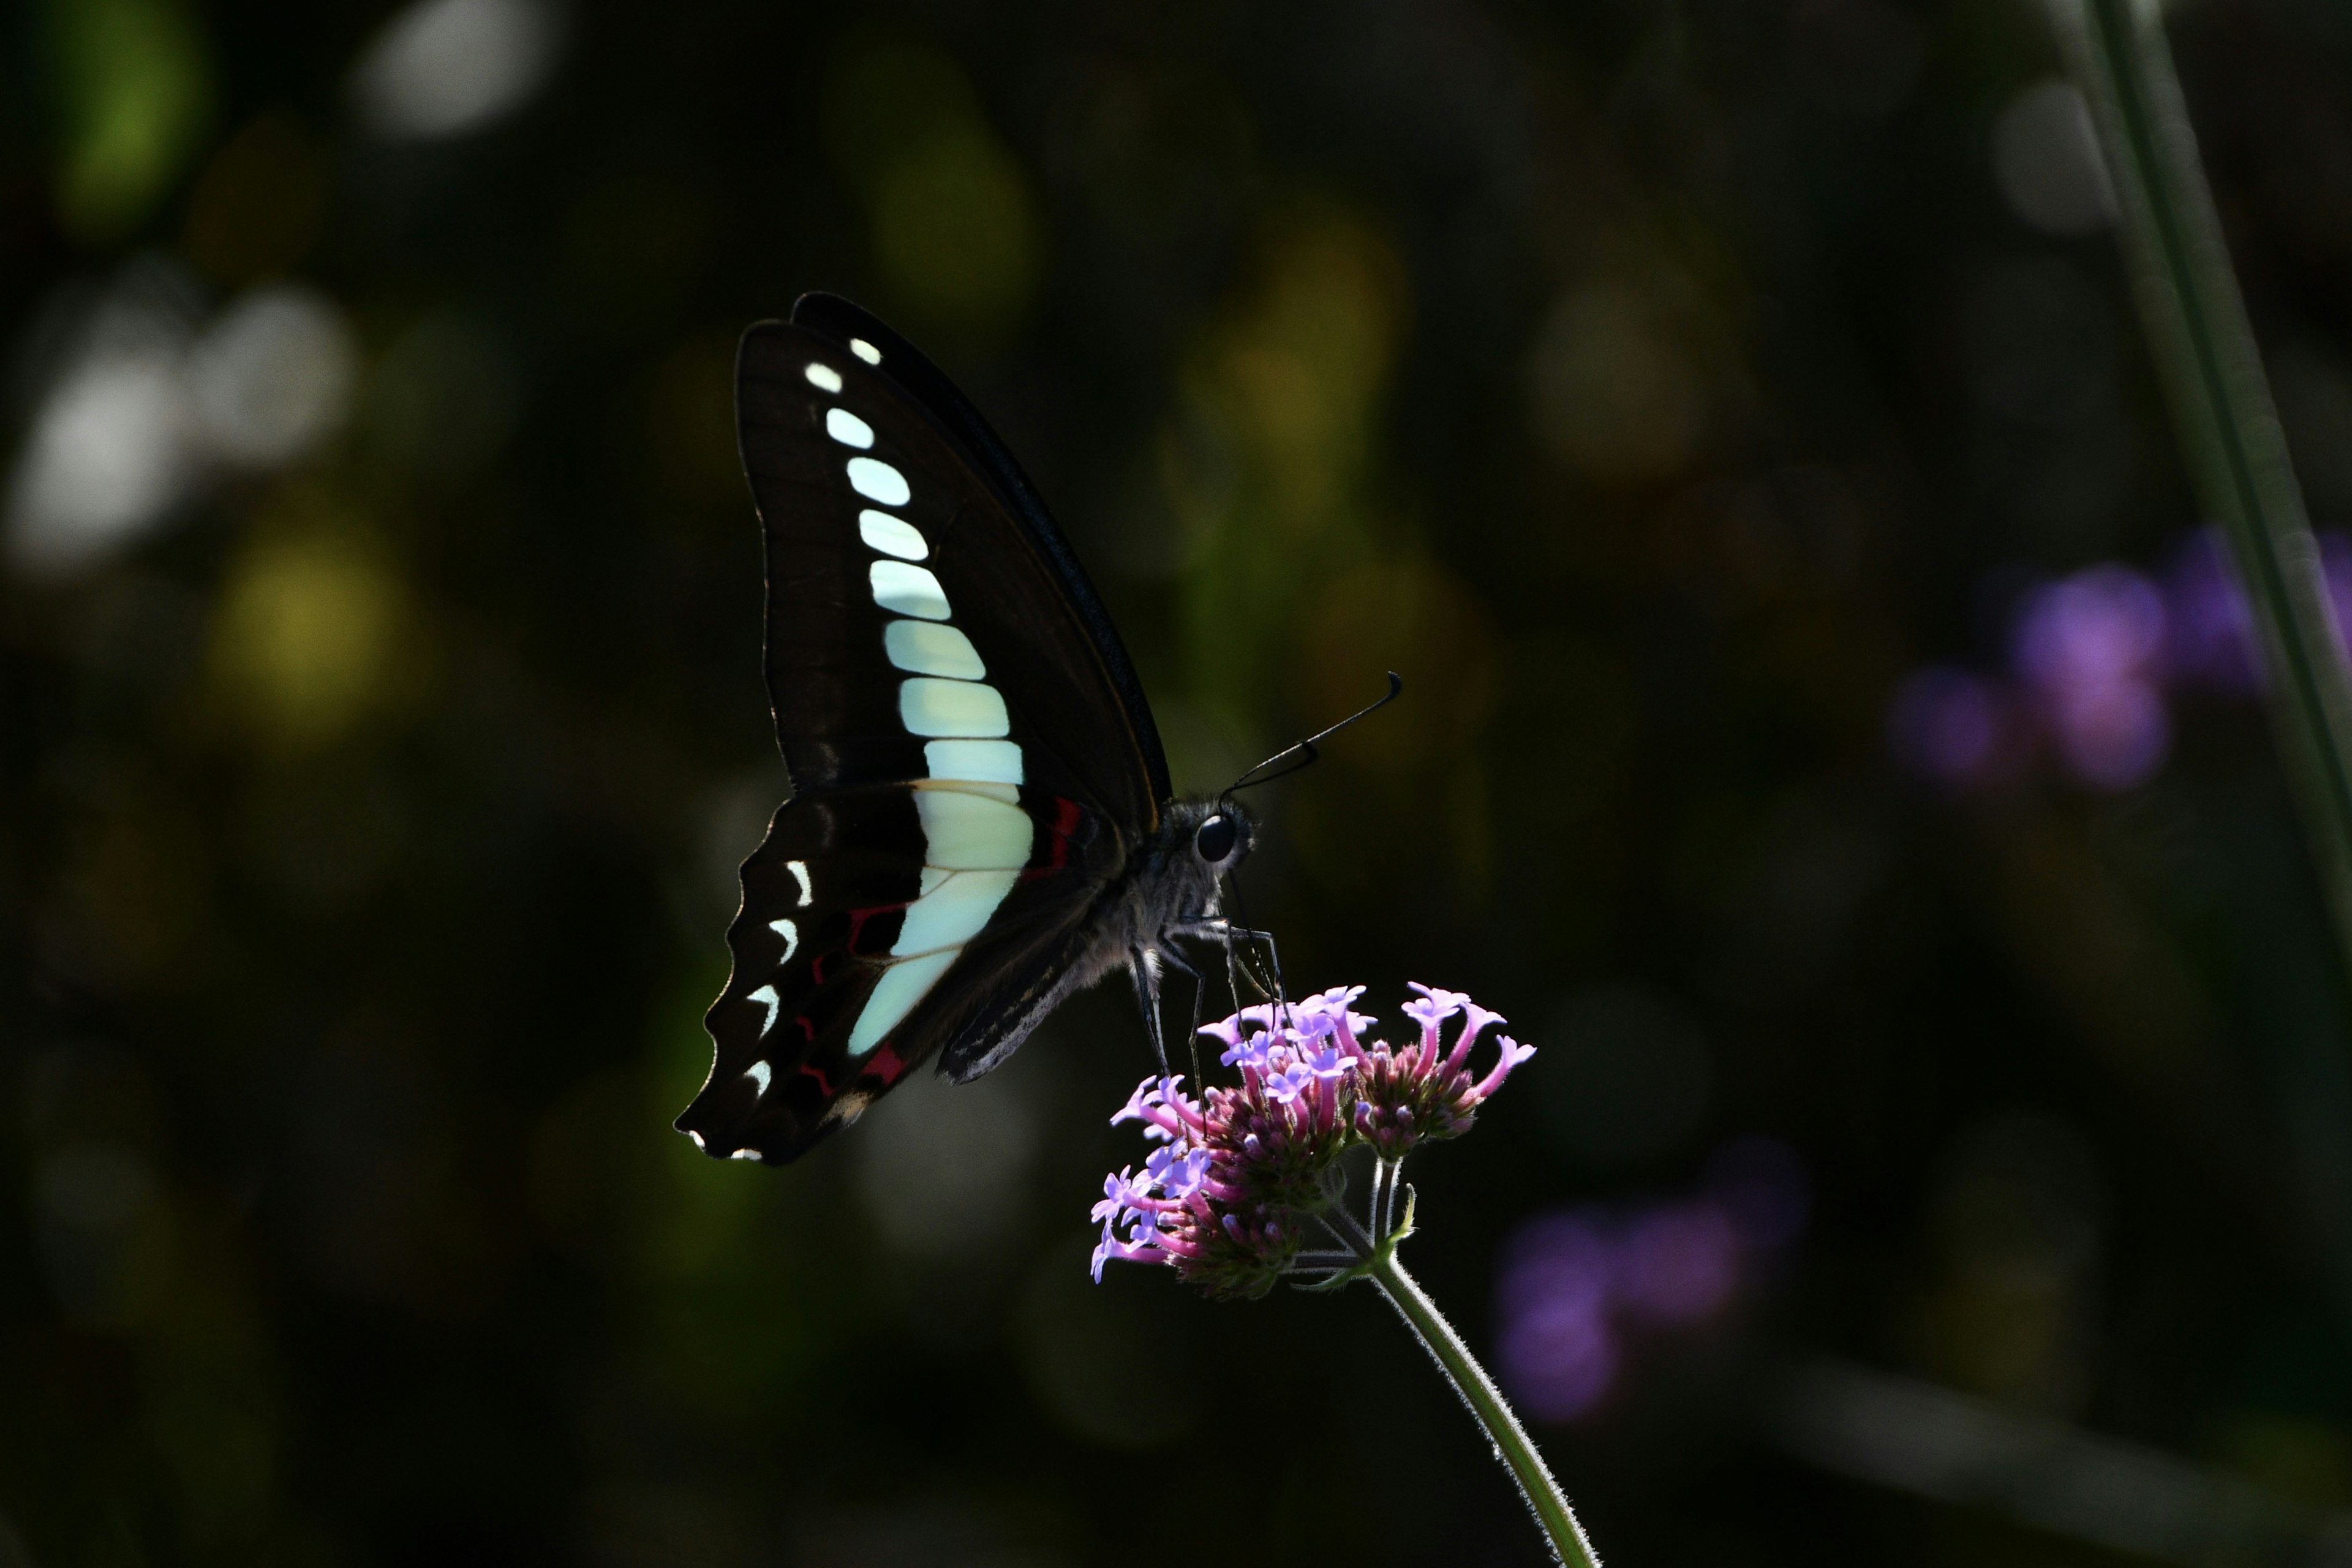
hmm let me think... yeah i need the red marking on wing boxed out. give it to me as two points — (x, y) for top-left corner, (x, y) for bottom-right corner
(796, 1015), (816, 1044)
(862, 1042), (908, 1087)
(1024, 796), (1083, 881)
(844, 902), (905, 954)
(798, 1060), (834, 1096)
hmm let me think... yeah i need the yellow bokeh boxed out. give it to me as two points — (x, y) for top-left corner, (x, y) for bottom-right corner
(1296, 560), (1496, 764)
(1528, 281), (1709, 483)
(824, 31), (1039, 334)
(872, 124), (1039, 331)
(207, 510), (414, 754)
(1187, 216), (1404, 534)
(1167, 211), (1411, 726)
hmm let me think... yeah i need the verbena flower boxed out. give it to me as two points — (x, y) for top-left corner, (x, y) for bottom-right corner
(1089, 982), (1535, 1297)
(1086, 980), (1599, 1568)
(1354, 984), (1537, 1158)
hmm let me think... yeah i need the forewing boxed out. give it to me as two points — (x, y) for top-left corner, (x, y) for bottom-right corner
(737, 304), (1166, 824)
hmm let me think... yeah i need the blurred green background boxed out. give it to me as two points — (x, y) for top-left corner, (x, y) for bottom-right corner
(10, 0), (2352, 1562)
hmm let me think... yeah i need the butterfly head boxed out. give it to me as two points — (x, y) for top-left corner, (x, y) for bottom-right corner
(1161, 796), (1254, 875)
(1194, 806), (1248, 868)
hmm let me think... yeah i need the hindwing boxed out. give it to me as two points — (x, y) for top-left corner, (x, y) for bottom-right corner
(677, 783), (1121, 1163)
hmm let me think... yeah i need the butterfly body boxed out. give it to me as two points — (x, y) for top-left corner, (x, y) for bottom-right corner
(935, 792), (1251, 1085)
(675, 296), (1251, 1165)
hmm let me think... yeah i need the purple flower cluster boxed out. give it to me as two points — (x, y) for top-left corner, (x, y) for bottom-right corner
(1091, 984), (1536, 1298)
(1888, 527), (2352, 794)
(1352, 987), (1535, 1156)
(1494, 1137), (1808, 1422)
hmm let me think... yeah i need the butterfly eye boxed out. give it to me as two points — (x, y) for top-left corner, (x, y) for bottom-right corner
(1194, 813), (1239, 865)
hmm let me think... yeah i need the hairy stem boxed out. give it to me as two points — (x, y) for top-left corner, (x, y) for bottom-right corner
(1366, 1249), (1601, 1568)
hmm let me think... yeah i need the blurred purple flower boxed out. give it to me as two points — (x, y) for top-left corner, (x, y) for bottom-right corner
(1893, 529), (2352, 794)
(2166, 527), (2261, 692)
(2011, 565), (2171, 790)
(2165, 525), (2352, 696)
(1618, 1205), (1739, 1324)
(1494, 1137), (1809, 1423)
(2330, 534), (2352, 643)
(1497, 1212), (1619, 1422)
(1887, 666), (2021, 792)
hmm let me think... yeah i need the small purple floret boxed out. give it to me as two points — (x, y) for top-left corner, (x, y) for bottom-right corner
(1088, 984), (1537, 1296)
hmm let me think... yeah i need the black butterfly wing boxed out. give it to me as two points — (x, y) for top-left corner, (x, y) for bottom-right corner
(679, 784), (1123, 1163)
(750, 295), (1168, 816)
(675, 298), (1166, 1163)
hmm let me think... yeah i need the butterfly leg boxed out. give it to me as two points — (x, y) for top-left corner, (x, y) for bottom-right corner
(1224, 924), (1287, 1006)
(1171, 918), (1289, 1009)
(1156, 944), (1210, 1102)
(1129, 947), (1172, 1084)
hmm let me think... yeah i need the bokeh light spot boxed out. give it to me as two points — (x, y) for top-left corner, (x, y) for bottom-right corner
(824, 34), (1039, 334)
(47, 0), (213, 241)
(207, 516), (411, 753)
(1528, 281), (1709, 483)
(872, 124), (1039, 333)
(186, 285), (358, 468)
(349, 0), (561, 141)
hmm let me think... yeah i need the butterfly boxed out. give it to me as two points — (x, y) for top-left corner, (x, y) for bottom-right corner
(675, 294), (1282, 1165)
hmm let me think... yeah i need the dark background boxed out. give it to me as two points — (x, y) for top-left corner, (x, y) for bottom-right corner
(9, 0), (2352, 1563)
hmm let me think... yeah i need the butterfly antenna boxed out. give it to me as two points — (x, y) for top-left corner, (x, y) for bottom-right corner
(1226, 672), (1404, 795)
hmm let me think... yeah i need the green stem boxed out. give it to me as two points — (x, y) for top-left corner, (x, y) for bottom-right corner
(1366, 1250), (1602, 1568)
(2052, 0), (2352, 979)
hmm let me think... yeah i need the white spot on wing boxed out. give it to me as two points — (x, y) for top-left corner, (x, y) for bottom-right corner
(825, 407), (874, 448)
(769, 916), (799, 962)
(850, 338), (881, 364)
(914, 785), (1033, 869)
(924, 738), (1023, 785)
(846, 456), (910, 507)
(748, 983), (781, 1038)
(870, 560), (951, 620)
(858, 510), (927, 560)
(686, 1129), (706, 1149)
(847, 949), (958, 1055)
(786, 859), (813, 907)
(892, 867), (1020, 956)
(899, 677), (1009, 737)
(729, 1147), (763, 1161)
(804, 361), (842, 393)
(884, 619), (985, 679)
(745, 1060), (773, 1095)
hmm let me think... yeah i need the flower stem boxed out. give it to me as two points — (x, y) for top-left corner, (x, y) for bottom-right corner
(1366, 1250), (1602, 1568)
(2051, 0), (2352, 979)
